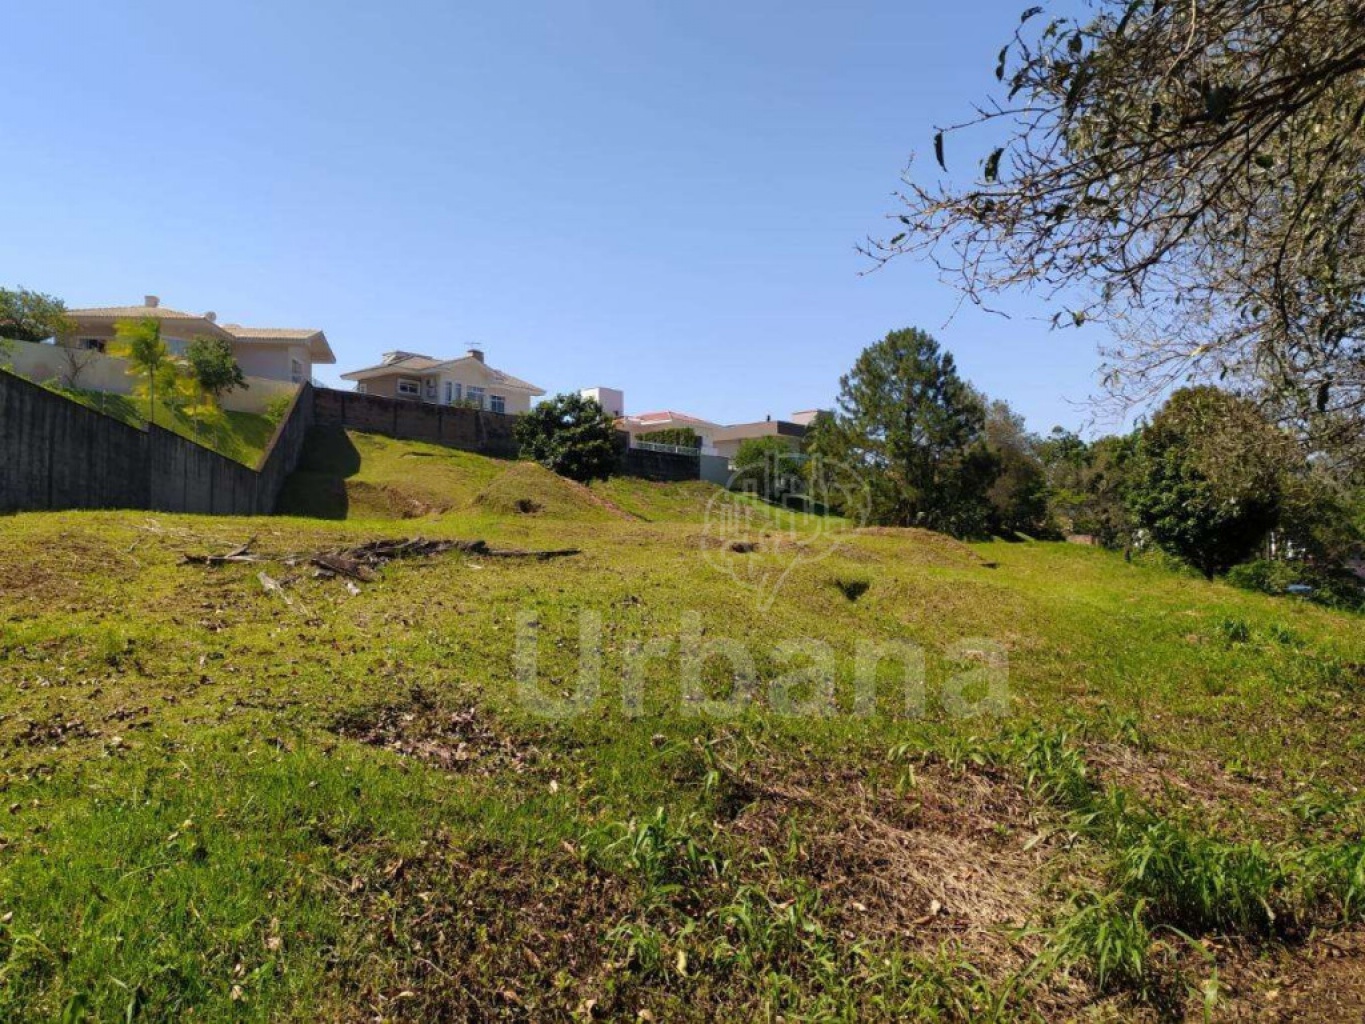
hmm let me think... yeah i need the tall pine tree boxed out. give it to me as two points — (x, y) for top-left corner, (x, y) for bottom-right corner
(831, 328), (996, 536)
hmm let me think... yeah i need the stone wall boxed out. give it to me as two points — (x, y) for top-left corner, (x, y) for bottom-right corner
(620, 445), (701, 482)
(312, 387), (519, 457)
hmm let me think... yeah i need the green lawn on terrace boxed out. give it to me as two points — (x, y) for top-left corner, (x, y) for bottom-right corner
(42, 384), (287, 468)
(1, 431), (1363, 1022)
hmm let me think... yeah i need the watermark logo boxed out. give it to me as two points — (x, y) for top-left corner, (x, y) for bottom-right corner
(514, 609), (1009, 721)
(701, 454), (872, 609)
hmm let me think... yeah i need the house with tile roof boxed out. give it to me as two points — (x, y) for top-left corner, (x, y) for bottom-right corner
(60, 295), (335, 384)
(341, 349), (545, 415)
(617, 409), (725, 454)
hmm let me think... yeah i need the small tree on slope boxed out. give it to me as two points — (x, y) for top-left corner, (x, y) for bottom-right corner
(514, 393), (619, 484)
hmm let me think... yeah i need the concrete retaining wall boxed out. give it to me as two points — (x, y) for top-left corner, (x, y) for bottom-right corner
(0, 371), (313, 515)
(620, 445), (701, 482)
(700, 453), (733, 486)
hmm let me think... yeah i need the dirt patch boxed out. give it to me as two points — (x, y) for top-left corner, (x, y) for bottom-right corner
(725, 762), (1072, 960)
(1088, 741), (1292, 836)
(852, 527), (995, 568)
(473, 462), (638, 520)
(347, 481), (450, 519)
(11, 714), (99, 749)
(332, 690), (541, 775)
(339, 837), (634, 1022)
(831, 576), (871, 602)
(1194, 928), (1365, 1022)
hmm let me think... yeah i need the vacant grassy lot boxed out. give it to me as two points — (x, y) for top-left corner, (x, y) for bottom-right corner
(2, 430), (1363, 1021)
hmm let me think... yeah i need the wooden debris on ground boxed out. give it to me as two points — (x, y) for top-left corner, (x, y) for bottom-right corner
(182, 538), (263, 566)
(181, 536), (580, 588)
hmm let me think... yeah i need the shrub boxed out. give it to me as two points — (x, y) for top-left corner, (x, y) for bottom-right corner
(730, 437), (804, 502)
(513, 392), (618, 483)
(1227, 559), (1364, 611)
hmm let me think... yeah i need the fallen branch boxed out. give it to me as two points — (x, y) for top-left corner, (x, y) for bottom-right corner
(310, 555), (378, 582)
(182, 536), (580, 583)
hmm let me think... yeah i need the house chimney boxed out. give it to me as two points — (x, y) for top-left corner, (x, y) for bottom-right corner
(467, 348), (485, 363)
(204, 311), (217, 322)
(144, 295), (160, 308)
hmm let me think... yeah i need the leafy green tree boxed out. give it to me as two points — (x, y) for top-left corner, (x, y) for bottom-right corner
(0, 287), (75, 360)
(879, 0), (1365, 449)
(1039, 428), (1140, 547)
(111, 318), (182, 427)
(983, 399), (1054, 536)
(1275, 467), (1365, 568)
(731, 436), (804, 502)
(514, 392), (618, 483)
(1129, 387), (1291, 578)
(185, 337), (248, 407)
(833, 327), (996, 536)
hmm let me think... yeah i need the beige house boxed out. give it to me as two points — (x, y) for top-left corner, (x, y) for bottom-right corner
(60, 296), (335, 384)
(341, 349), (545, 415)
(711, 418), (809, 461)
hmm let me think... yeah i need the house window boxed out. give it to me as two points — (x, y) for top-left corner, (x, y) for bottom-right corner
(443, 381), (453, 404)
(291, 358), (305, 384)
(80, 338), (107, 353)
(356, 383), (368, 394)
(397, 378), (421, 398)
(489, 394), (506, 415)
(466, 386), (485, 409)
(425, 379), (437, 400)
(451, 382), (462, 403)
(165, 337), (189, 356)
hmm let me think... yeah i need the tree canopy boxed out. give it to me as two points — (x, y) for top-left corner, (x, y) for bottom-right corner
(185, 337), (248, 405)
(1128, 386), (1292, 577)
(111, 318), (180, 426)
(514, 393), (619, 483)
(983, 399), (1053, 536)
(877, 1), (1365, 448)
(731, 436), (804, 503)
(828, 327), (996, 536)
(0, 287), (74, 347)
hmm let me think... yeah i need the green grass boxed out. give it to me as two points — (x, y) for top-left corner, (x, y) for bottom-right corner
(45, 385), (284, 467)
(2, 432), (1363, 1020)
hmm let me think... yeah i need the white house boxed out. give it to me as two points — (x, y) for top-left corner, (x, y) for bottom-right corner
(617, 410), (725, 454)
(59, 295), (335, 385)
(341, 349), (545, 415)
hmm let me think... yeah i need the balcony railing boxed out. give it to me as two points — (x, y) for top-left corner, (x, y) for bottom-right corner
(631, 440), (702, 457)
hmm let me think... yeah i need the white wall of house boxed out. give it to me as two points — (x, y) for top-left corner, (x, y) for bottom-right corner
(620, 418), (723, 455)
(435, 367), (533, 415)
(54, 329), (312, 386)
(234, 343), (313, 384)
(4, 340), (299, 414)
(57, 326), (204, 359)
(354, 370), (534, 414)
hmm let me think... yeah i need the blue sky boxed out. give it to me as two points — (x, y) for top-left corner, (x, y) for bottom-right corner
(3, 0), (1114, 434)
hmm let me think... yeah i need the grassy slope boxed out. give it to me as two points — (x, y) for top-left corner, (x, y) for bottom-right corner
(1, 431), (1363, 1022)
(47, 385), (283, 467)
